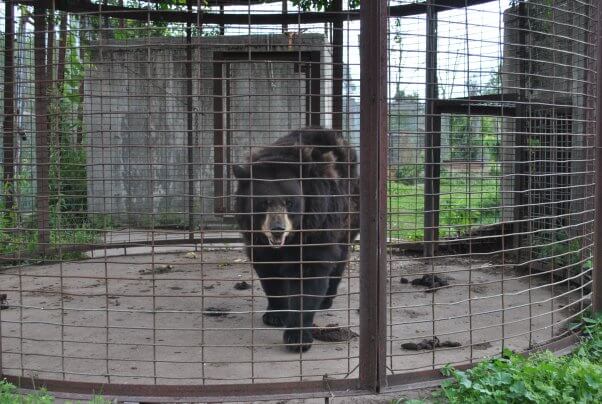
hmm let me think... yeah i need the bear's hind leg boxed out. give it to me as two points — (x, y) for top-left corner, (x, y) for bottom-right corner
(319, 261), (346, 310)
(320, 245), (349, 310)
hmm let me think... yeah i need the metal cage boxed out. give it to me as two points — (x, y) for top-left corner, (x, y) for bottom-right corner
(0, 0), (600, 401)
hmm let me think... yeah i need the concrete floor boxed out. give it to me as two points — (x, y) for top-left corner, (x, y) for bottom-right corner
(0, 245), (580, 389)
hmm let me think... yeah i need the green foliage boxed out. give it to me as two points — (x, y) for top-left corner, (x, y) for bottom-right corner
(482, 117), (500, 162)
(48, 32), (88, 229)
(292, 0), (360, 11)
(449, 116), (480, 161)
(89, 0), (212, 40)
(533, 230), (584, 271)
(388, 175), (501, 240)
(480, 67), (502, 96)
(437, 315), (602, 404)
(395, 164), (423, 185)
(0, 22), (100, 261)
(0, 378), (111, 403)
(0, 379), (53, 404)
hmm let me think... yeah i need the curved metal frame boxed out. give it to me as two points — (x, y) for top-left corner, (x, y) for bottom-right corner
(4, 334), (580, 401)
(1, 0), (599, 400)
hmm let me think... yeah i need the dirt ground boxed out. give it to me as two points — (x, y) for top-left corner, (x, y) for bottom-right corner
(0, 245), (580, 387)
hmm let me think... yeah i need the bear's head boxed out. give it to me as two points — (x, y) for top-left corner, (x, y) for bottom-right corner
(233, 163), (304, 249)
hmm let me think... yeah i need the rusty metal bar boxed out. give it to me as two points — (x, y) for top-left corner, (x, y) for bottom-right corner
(423, 2), (440, 258)
(12, 0), (496, 25)
(219, 4), (224, 35)
(1, 0), (16, 376)
(34, 5), (51, 253)
(281, 0), (287, 33)
(310, 51), (321, 127)
(332, 0), (343, 130)
(359, 0), (388, 392)
(213, 60), (225, 214)
(186, 0), (194, 241)
(514, 0), (529, 263)
(3, 376), (361, 400)
(47, 3), (54, 82)
(434, 100), (516, 117)
(2, 0), (15, 211)
(594, 0), (602, 314)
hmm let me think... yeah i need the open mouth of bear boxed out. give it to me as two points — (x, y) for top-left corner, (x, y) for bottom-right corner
(267, 233), (287, 248)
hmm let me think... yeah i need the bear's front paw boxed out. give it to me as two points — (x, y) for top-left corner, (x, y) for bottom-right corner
(283, 329), (314, 353)
(263, 311), (287, 327)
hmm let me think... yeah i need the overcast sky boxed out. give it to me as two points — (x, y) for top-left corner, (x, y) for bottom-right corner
(219, 1), (506, 99)
(0, 1), (507, 99)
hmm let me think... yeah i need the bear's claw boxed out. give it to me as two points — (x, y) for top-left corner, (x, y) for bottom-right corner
(283, 329), (313, 352)
(263, 311), (287, 327)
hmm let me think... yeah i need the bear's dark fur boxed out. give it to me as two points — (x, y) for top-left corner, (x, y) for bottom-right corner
(233, 128), (359, 352)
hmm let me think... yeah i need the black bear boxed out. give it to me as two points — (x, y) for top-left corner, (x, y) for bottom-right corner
(233, 128), (359, 352)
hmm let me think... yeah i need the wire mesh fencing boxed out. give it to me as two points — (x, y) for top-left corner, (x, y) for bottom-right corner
(385, 0), (595, 379)
(0, 0), (598, 399)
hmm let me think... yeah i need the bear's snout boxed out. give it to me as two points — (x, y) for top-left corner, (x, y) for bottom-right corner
(270, 223), (286, 232)
(261, 208), (293, 248)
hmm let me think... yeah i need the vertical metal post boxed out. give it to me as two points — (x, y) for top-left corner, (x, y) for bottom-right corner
(514, 1), (529, 255)
(2, 0), (15, 211)
(219, 5), (225, 35)
(281, 0), (288, 33)
(359, 0), (387, 392)
(187, 0), (195, 241)
(423, 3), (440, 258)
(34, 5), (50, 252)
(213, 60), (225, 214)
(310, 51), (322, 127)
(0, 0), (15, 377)
(332, 0), (343, 130)
(593, 0), (602, 314)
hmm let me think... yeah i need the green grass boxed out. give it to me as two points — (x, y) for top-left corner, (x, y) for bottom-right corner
(388, 174), (501, 240)
(0, 173), (501, 259)
(0, 380), (54, 404)
(0, 379), (110, 403)
(395, 315), (602, 404)
(0, 219), (99, 261)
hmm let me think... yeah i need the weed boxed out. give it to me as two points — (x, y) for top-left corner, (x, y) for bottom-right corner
(0, 378), (112, 403)
(436, 315), (602, 403)
(395, 164), (424, 185)
(388, 176), (501, 240)
(0, 379), (53, 404)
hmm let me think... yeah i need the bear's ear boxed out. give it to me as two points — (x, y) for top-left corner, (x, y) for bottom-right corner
(232, 164), (250, 179)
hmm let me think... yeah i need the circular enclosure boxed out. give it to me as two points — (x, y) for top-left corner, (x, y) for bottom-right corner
(0, 0), (597, 400)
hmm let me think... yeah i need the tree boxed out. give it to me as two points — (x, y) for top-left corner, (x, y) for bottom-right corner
(292, 0), (359, 11)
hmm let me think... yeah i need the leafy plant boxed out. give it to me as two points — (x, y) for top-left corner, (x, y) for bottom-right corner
(532, 230), (585, 274)
(0, 378), (111, 403)
(0, 379), (53, 404)
(449, 115), (480, 161)
(437, 315), (602, 404)
(388, 175), (501, 240)
(395, 164), (423, 185)
(292, 0), (360, 11)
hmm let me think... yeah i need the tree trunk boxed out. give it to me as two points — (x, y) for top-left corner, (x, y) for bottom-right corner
(14, 6), (30, 193)
(76, 14), (88, 146)
(2, 0), (15, 210)
(56, 12), (68, 147)
(57, 13), (67, 88)
(34, 5), (51, 251)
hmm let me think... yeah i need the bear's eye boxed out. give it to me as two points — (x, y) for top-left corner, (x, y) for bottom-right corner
(285, 200), (294, 210)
